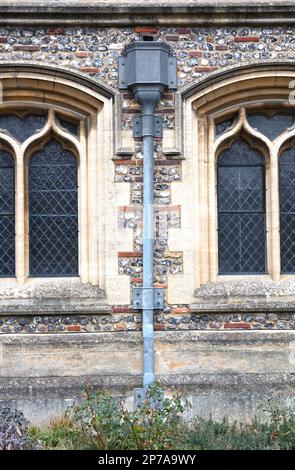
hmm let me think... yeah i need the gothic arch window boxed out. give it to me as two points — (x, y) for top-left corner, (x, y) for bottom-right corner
(0, 65), (130, 311)
(0, 149), (15, 276)
(0, 111), (81, 281)
(212, 107), (295, 280)
(279, 144), (295, 273)
(210, 107), (295, 282)
(169, 66), (295, 305)
(29, 139), (78, 277)
(217, 138), (266, 274)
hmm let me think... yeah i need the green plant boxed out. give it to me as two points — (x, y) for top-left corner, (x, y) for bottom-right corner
(69, 384), (126, 449)
(120, 382), (190, 450)
(27, 413), (82, 450)
(28, 387), (295, 451)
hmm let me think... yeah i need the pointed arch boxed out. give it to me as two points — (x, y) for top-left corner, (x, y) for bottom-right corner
(168, 62), (295, 305)
(0, 63), (130, 312)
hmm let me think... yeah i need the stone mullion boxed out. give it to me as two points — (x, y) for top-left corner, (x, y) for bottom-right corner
(208, 118), (217, 282)
(78, 120), (89, 284)
(87, 114), (99, 285)
(15, 146), (26, 284)
(198, 114), (209, 285)
(270, 146), (281, 281)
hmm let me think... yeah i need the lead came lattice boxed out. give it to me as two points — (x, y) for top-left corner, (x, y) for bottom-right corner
(0, 151), (15, 276)
(218, 138), (266, 274)
(29, 139), (78, 276)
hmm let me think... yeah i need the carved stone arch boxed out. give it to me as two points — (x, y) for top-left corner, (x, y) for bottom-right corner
(168, 62), (295, 306)
(0, 64), (131, 315)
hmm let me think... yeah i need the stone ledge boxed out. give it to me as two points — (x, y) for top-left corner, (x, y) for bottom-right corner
(1, 372), (295, 399)
(191, 280), (295, 313)
(0, 4), (294, 26)
(0, 279), (112, 315)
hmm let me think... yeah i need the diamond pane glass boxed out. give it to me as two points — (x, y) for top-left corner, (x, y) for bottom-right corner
(247, 112), (295, 141)
(0, 114), (47, 142)
(0, 151), (15, 276)
(29, 139), (78, 276)
(218, 138), (266, 274)
(280, 146), (295, 273)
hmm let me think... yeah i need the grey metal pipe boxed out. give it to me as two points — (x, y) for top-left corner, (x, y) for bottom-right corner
(134, 87), (163, 388)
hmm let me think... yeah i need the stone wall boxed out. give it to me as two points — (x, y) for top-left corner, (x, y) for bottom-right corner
(1, 10), (295, 422)
(0, 25), (295, 325)
(1, 330), (295, 423)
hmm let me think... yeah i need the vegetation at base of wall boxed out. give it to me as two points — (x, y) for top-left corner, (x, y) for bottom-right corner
(0, 408), (31, 450)
(25, 385), (295, 450)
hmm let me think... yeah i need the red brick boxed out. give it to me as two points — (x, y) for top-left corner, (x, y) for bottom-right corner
(114, 159), (142, 165)
(234, 36), (260, 42)
(215, 45), (228, 51)
(189, 51), (202, 57)
(75, 51), (89, 58)
(154, 159), (181, 165)
(48, 28), (64, 35)
(67, 325), (81, 332)
(13, 45), (40, 51)
(194, 66), (218, 72)
(166, 35), (179, 41)
(134, 26), (158, 34)
(224, 322), (251, 329)
(118, 251), (143, 258)
(177, 28), (191, 34)
(79, 67), (100, 73)
(0, 37), (7, 43)
(154, 324), (165, 331)
(156, 109), (175, 114)
(131, 278), (143, 283)
(112, 307), (134, 314)
(122, 108), (141, 114)
(172, 308), (191, 314)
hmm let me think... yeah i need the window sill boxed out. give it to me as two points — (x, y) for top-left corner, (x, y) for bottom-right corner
(0, 278), (112, 315)
(190, 278), (295, 313)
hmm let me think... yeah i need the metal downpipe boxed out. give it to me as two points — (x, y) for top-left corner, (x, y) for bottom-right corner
(118, 41), (177, 395)
(142, 112), (155, 388)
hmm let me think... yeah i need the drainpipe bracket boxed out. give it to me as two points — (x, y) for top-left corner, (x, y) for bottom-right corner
(133, 115), (163, 138)
(133, 287), (164, 310)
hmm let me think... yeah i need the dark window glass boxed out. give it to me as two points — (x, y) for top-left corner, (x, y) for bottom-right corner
(247, 112), (294, 141)
(57, 116), (79, 137)
(218, 138), (266, 274)
(0, 150), (15, 276)
(0, 114), (46, 142)
(216, 117), (235, 136)
(29, 139), (78, 276)
(280, 146), (295, 273)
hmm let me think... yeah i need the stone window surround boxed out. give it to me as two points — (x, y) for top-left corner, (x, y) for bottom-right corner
(0, 64), (132, 314)
(167, 63), (295, 311)
(1, 109), (82, 282)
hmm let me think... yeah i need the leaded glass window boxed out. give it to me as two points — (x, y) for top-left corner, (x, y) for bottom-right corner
(247, 112), (295, 140)
(215, 116), (235, 137)
(0, 150), (15, 276)
(280, 146), (295, 273)
(218, 138), (266, 274)
(29, 139), (78, 276)
(0, 114), (47, 143)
